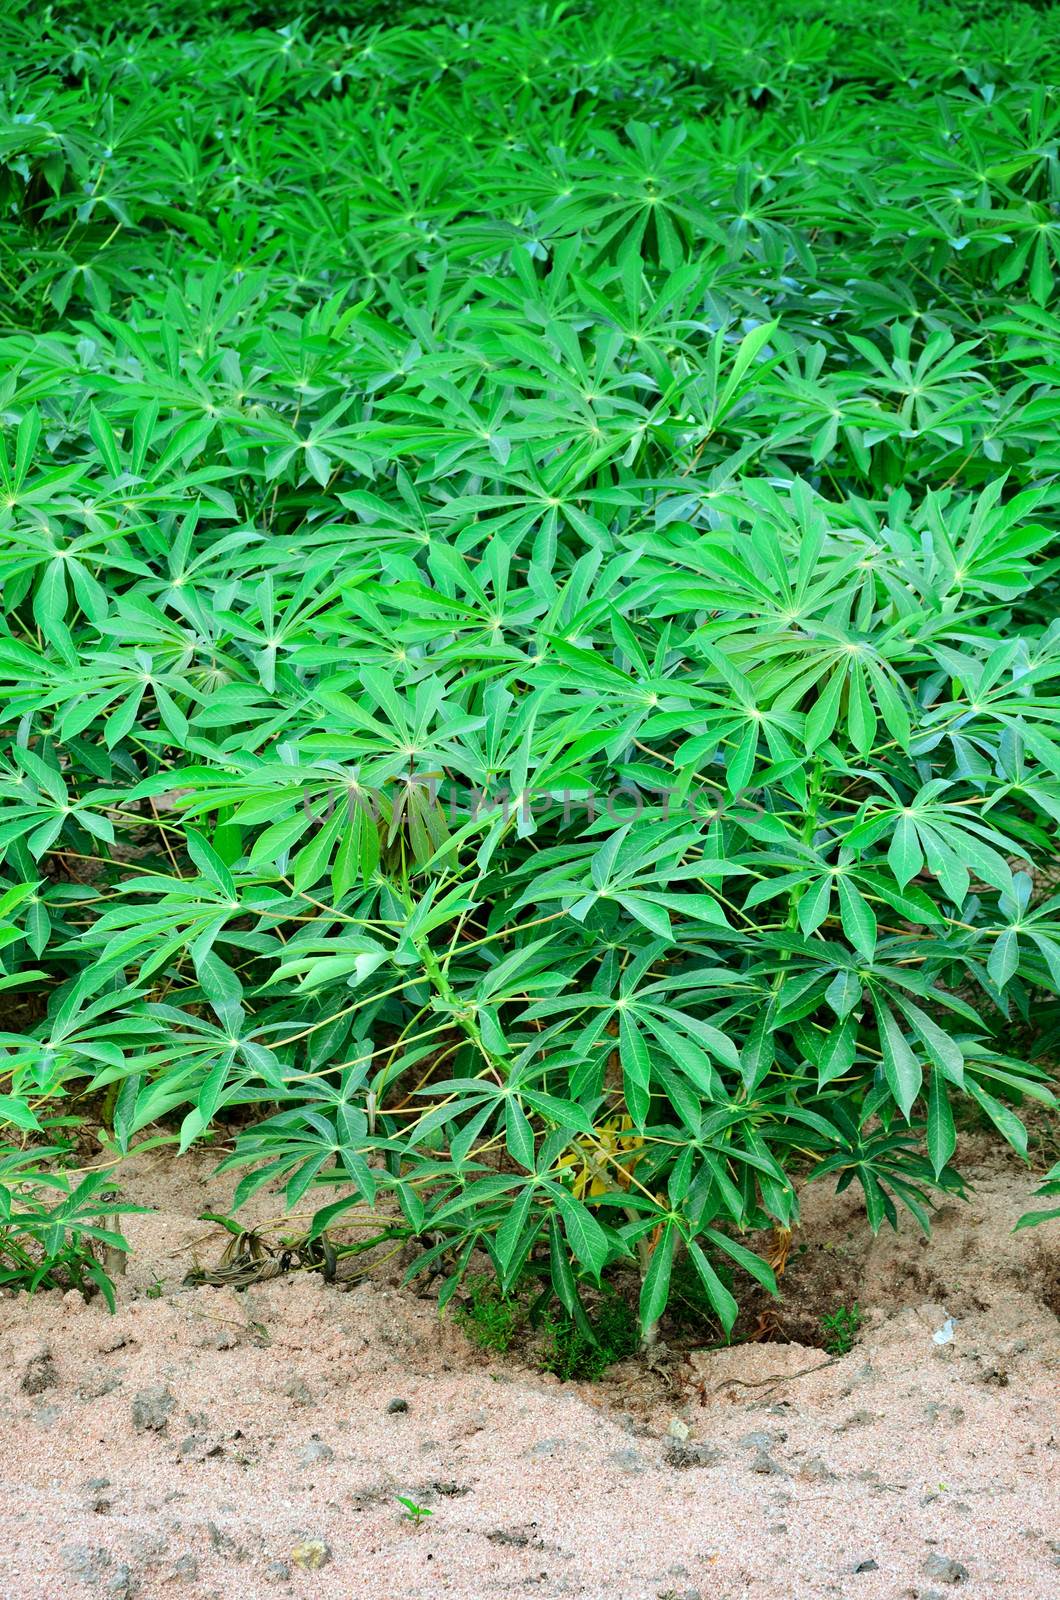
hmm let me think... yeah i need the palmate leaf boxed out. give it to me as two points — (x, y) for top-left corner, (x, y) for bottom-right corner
(1014, 1162), (1060, 1231)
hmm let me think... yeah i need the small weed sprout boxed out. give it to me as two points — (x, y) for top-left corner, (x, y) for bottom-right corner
(397, 1497), (433, 1527)
(454, 1275), (521, 1354)
(820, 1303), (863, 1357)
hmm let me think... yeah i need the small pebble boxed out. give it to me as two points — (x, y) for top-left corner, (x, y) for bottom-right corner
(664, 1440), (724, 1470)
(62, 1546), (111, 1584)
(131, 1384), (175, 1433)
(103, 1563), (136, 1599)
(298, 1439), (335, 1467)
(79, 1368), (123, 1400)
(20, 1347), (57, 1395)
(282, 1374), (313, 1406)
(922, 1554), (969, 1585)
(738, 1431), (774, 1450)
(178, 1434), (222, 1461)
(290, 1538), (331, 1571)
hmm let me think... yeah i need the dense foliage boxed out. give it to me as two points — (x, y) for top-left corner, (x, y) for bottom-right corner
(1, 0), (1058, 1332)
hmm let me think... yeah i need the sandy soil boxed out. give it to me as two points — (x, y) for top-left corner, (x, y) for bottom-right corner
(0, 1144), (1056, 1600)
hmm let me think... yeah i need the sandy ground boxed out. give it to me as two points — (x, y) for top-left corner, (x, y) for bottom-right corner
(0, 1144), (1056, 1600)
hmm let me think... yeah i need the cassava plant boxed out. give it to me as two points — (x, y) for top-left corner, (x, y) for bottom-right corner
(0, 0), (1058, 1332)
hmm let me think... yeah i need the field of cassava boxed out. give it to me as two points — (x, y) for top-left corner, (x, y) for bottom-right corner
(1, 0), (1058, 1360)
